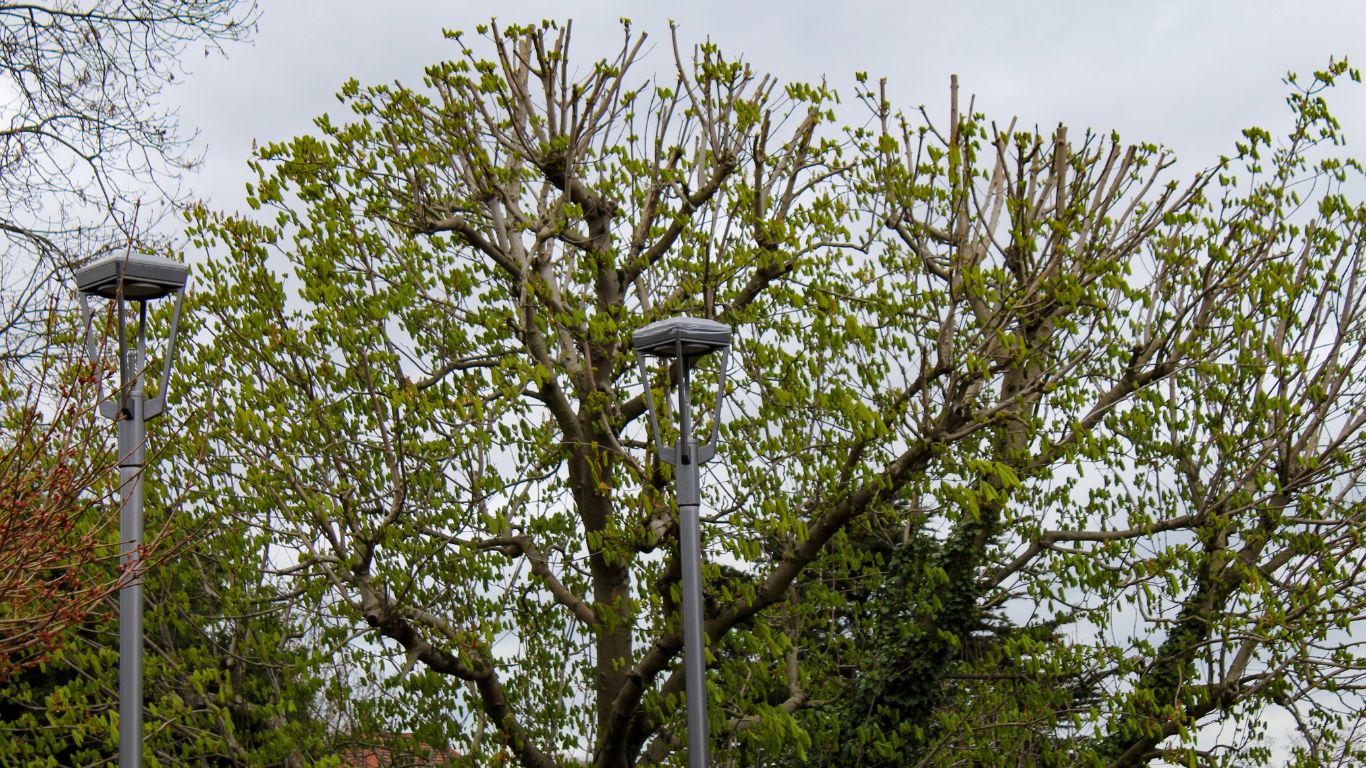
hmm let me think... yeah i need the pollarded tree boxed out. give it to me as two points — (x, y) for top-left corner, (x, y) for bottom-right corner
(790, 64), (1366, 767)
(182, 20), (1366, 767)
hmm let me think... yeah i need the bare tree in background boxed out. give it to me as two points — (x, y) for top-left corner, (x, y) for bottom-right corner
(0, 0), (258, 363)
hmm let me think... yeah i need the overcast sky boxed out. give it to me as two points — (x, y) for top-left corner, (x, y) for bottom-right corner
(169, 0), (1366, 216)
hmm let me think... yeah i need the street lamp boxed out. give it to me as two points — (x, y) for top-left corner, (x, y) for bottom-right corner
(76, 253), (188, 768)
(633, 316), (732, 768)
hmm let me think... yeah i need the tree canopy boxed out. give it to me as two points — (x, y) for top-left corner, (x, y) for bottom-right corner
(156, 20), (1366, 767)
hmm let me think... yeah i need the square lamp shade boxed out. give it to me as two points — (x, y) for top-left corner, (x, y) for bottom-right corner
(75, 254), (188, 301)
(632, 317), (732, 358)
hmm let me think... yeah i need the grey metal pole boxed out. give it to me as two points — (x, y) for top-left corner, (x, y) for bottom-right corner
(675, 358), (710, 768)
(117, 303), (146, 768)
(75, 255), (186, 768)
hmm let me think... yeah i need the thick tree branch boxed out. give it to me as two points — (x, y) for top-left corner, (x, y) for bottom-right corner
(477, 534), (599, 628)
(353, 582), (560, 768)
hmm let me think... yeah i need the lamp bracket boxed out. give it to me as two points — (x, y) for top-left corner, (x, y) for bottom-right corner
(79, 283), (187, 423)
(81, 294), (121, 421)
(143, 284), (185, 421)
(636, 346), (728, 469)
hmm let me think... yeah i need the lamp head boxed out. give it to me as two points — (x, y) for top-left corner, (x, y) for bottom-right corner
(632, 317), (732, 358)
(75, 253), (189, 301)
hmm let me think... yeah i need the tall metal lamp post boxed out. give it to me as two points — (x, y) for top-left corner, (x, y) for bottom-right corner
(633, 316), (732, 768)
(75, 253), (188, 768)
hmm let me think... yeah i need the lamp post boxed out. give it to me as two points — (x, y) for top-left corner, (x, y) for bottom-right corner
(633, 316), (732, 768)
(75, 253), (188, 768)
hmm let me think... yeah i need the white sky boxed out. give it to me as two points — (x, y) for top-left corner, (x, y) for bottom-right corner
(172, 0), (1366, 214)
